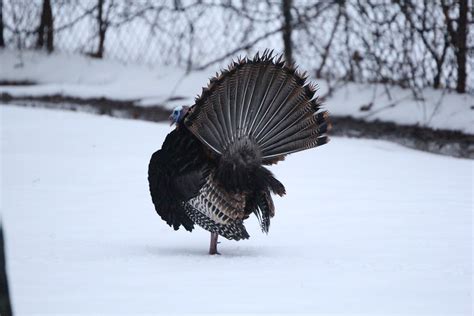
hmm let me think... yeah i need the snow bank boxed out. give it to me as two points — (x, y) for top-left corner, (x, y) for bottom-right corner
(1, 105), (471, 315)
(0, 50), (210, 106)
(328, 82), (473, 134)
(1, 50), (473, 134)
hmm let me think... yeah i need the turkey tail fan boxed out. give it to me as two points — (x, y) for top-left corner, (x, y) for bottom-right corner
(184, 50), (331, 164)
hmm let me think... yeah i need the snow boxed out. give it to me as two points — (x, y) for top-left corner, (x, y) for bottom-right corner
(328, 82), (474, 134)
(1, 50), (473, 134)
(0, 49), (210, 106)
(1, 105), (472, 315)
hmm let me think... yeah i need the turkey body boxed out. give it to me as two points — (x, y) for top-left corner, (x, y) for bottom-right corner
(148, 123), (282, 240)
(148, 52), (330, 245)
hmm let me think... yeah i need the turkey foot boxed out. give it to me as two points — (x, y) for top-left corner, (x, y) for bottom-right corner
(209, 232), (220, 255)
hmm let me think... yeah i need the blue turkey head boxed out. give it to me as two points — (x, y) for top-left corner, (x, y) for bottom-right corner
(169, 106), (189, 126)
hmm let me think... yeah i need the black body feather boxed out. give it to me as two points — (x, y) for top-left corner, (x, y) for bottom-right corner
(148, 127), (209, 231)
(148, 51), (330, 240)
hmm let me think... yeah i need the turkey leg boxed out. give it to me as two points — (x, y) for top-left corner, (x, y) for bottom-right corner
(209, 232), (220, 255)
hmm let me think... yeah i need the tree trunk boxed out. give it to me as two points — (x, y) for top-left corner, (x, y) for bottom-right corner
(36, 0), (54, 52)
(281, 0), (293, 64)
(0, 0), (5, 48)
(455, 0), (467, 93)
(433, 64), (442, 89)
(95, 0), (106, 58)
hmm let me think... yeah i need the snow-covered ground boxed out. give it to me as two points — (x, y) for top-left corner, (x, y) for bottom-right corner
(1, 105), (471, 315)
(1, 50), (473, 134)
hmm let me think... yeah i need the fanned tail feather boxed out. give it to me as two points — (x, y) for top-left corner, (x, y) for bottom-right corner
(183, 51), (330, 231)
(185, 50), (330, 164)
(254, 190), (275, 233)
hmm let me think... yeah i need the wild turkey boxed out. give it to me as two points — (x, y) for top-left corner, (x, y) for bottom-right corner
(148, 51), (330, 254)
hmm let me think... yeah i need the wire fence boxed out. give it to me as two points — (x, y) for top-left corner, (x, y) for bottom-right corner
(3, 1), (282, 67)
(2, 0), (472, 94)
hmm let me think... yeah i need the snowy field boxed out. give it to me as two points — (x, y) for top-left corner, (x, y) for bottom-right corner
(1, 105), (472, 315)
(1, 50), (473, 134)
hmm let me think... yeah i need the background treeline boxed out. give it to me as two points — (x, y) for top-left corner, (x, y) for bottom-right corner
(1, 0), (471, 94)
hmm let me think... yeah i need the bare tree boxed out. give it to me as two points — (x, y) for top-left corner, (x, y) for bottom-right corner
(1, 0), (471, 93)
(281, 0), (293, 64)
(93, 0), (117, 58)
(315, 1), (343, 78)
(36, 0), (53, 52)
(95, 0), (106, 58)
(0, 0), (4, 48)
(396, 0), (450, 89)
(442, 0), (468, 93)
